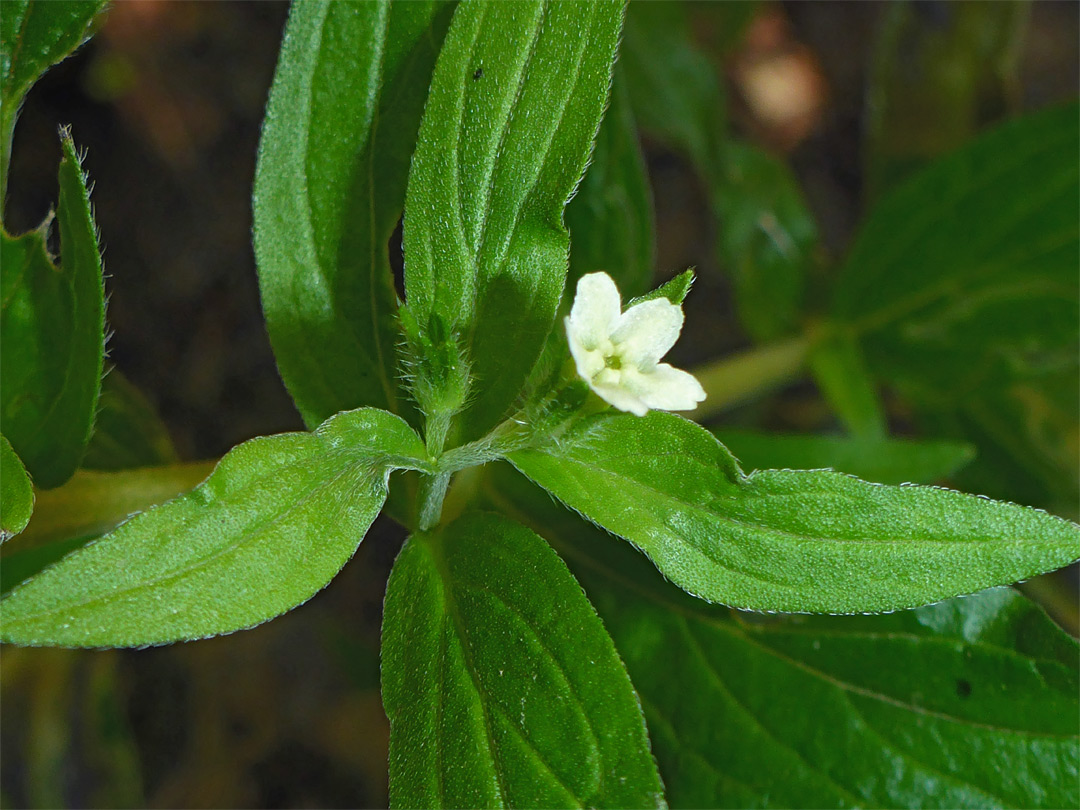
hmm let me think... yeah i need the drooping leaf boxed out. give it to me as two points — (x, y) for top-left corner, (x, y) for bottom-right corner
(1, 433), (33, 538)
(622, 1), (725, 183)
(508, 411), (1080, 613)
(382, 510), (665, 809)
(835, 103), (1079, 510)
(711, 427), (974, 485)
(402, 0), (625, 444)
(1, 132), (105, 488)
(0, 408), (429, 647)
(865, 0), (1030, 200)
(81, 370), (178, 470)
(713, 141), (820, 341)
(565, 62), (655, 298)
(0, 0), (106, 202)
(253, 0), (454, 428)
(489, 470), (1079, 810)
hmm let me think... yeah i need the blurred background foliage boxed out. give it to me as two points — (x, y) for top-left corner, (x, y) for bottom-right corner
(1, 1), (1077, 806)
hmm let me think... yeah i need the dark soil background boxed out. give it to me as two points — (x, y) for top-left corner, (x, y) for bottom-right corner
(2, 2), (1076, 807)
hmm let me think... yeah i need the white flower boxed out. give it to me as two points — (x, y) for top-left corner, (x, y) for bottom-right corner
(565, 272), (706, 417)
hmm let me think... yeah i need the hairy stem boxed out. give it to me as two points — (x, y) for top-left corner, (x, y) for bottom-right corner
(417, 471), (452, 531)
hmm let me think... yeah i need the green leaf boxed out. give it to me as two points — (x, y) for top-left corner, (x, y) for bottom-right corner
(628, 269), (695, 308)
(489, 471), (1079, 810)
(711, 428), (975, 486)
(808, 328), (887, 439)
(382, 510), (665, 809)
(565, 62), (654, 299)
(0, 0), (106, 203)
(253, 0), (453, 428)
(622, 1), (725, 182)
(0, 408), (429, 647)
(401, 0), (625, 444)
(1, 433), (33, 538)
(508, 411), (1080, 613)
(865, 1), (1029, 200)
(835, 103), (1079, 509)
(81, 370), (178, 470)
(1, 132), (105, 489)
(714, 141), (819, 341)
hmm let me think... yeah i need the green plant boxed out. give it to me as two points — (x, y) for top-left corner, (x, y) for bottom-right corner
(2, 1), (1077, 807)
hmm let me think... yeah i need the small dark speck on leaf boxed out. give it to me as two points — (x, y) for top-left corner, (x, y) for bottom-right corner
(956, 678), (972, 698)
(473, 68), (483, 80)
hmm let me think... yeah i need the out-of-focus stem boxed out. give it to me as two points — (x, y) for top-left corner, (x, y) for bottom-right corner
(692, 334), (811, 419)
(4, 460), (216, 553)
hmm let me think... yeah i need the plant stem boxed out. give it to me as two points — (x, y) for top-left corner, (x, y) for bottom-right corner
(417, 471), (452, 532)
(692, 334), (811, 419)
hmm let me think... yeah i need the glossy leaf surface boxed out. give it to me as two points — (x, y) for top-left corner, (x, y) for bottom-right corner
(835, 103), (1079, 508)
(254, 0), (452, 427)
(712, 428), (974, 486)
(509, 411), (1080, 613)
(382, 511), (665, 809)
(1, 133), (104, 488)
(0, 408), (428, 647)
(1, 434), (32, 539)
(490, 471), (1079, 810)
(402, 0), (624, 443)
(0, 0), (105, 199)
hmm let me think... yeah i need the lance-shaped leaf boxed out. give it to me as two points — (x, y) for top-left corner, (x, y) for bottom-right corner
(0, 408), (429, 647)
(0, 0), (106, 201)
(834, 102), (1079, 509)
(565, 62), (654, 299)
(488, 470), (1079, 810)
(1, 434), (33, 539)
(508, 411), (1080, 613)
(402, 0), (624, 443)
(382, 511), (665, 809)
(1, 132), (104, 488)
(253, 0), (453, 427)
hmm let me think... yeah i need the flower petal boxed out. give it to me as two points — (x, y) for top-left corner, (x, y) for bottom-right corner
(566, 317), (607, 380)
(590, 378), (650, 416)
(611, 298), (684, 368)
(567, 272), (622, 350)
(625, 363), (706, 412)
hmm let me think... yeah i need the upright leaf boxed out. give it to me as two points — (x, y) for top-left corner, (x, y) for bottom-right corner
(622, 1), (725, 183)
(382, 510), (665, 809)
(254, 0), (454, 428)
(0, 0), (106, 203)
(715, 141), (819, 341)
(0, 408), (429, 647)
(508, 411), (1080, 613)
(834, 103), (1080, 508)
(1, 132), (104, 488)
(490, 471), (1079, 810)
(565, 62), (655, 298)
(1, 434), (33, 538)
(402, 0), (624, 444)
